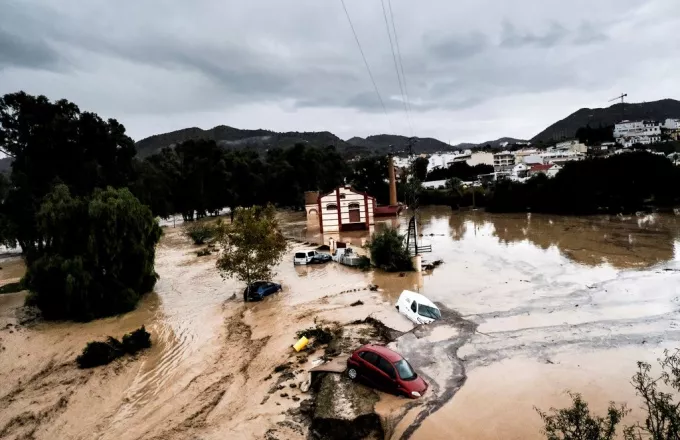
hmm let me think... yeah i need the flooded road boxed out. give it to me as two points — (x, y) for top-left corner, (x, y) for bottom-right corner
(0, 208), (679, 439)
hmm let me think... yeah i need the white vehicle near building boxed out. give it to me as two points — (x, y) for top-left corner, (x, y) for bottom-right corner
(395, 290), (441, 325)
(293, 250), (332, 265)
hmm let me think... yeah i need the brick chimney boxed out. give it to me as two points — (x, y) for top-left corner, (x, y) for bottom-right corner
(388, 155), (397, 206)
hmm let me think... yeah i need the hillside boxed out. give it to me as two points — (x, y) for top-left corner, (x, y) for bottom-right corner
(531, 99), (680, 143)
(135, 126), (465, 158)
(346, 134), (455, 153)
(135, 125), (356, 158)
(460, 137), (527, 149)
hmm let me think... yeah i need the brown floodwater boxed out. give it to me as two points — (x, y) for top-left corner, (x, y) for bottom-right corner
(1, 208), (679, 440)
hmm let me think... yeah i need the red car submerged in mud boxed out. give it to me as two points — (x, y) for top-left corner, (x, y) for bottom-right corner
(346, 344), (428, 398)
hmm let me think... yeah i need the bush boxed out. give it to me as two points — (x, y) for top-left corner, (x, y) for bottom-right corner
(76, 337), (125, 369)
(537, 349), (680, 439)
(296, 325), (335, 344)
(536, 392), (628, 440)
(367, 228), (413, 272)
(76, 326), (152, 368)
(24, 186), (162, 321)
(184, 222), (216, 245)
(0, 281), (24, 294)
(122, 326), (152, 354)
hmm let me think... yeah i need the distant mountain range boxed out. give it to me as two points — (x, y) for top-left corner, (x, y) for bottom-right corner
(531, 98), (680, 143)
(139, 101), (680, 155)
(135, 125), (528, 158)
(3, 99), (677, 174)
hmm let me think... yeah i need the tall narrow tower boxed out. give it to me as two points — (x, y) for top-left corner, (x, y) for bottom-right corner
(388, 155), (397, 206)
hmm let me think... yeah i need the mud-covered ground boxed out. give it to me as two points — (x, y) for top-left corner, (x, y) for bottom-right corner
(1, 209), (679, 440)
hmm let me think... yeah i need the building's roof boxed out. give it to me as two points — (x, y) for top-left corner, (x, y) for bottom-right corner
(530, 164), (553, 172)
(318, 186), (375, 201)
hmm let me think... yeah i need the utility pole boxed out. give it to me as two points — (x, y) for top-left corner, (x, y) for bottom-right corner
(609, 93), (628, 121)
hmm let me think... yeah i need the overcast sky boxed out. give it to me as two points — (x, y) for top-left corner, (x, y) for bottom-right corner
(2, 0), (679, 144)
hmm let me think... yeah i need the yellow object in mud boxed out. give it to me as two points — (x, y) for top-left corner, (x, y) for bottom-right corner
(293, 336), (309, 352)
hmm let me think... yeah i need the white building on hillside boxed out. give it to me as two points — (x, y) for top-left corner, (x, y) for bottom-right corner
(614, 120), (662, 147)
(467, 152), (494, 167)
(493, 151), (515, 172)
(665, 119), (680, 140)
(555, 140), (587, 153)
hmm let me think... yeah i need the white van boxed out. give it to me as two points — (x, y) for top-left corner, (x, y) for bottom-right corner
(294, 250), (332, 265)
(395, 290), (441, 325)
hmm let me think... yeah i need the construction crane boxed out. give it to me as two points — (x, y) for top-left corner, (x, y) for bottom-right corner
(609, 93), (628, 121)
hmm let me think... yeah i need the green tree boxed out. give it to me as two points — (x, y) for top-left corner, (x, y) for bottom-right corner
(368, 227), (413, 272)
(0, 92), (136, 261)
(413, 157), (429, 182)
(537, 350), (680, 440)
(350, 156), (390, 204)
(536, 392), (628, 440)
(215, 205), (287, 301)
(24, 185), (162, 321)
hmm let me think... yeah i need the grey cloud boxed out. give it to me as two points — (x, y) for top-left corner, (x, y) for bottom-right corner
(428, 32), (490, 60)
(573, 21), (609, 45)
(500, 21), (568, 48)
(0, 28), (61, 70)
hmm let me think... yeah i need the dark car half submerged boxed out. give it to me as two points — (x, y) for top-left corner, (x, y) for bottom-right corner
(346, 344), (428, 398)
(244, 281), (282, 302)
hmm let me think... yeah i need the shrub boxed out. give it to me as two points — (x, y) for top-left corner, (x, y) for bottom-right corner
(184, 222), (216, 245)
(76, 337), (124, 369)
(121, 326), (152, 354)
(537, 349), (680, 440)
(296, 325), (335, 344)
(536, 392), (628, 440)
(76, 326), (152, 369)
(0, 281), (24, 294)
(24, 186), (162, 321)
(367, 228), (413, 272)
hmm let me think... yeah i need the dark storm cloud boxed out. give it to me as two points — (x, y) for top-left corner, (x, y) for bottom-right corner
(0, 0), (676, 142)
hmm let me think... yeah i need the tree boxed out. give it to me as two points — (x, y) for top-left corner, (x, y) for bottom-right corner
(536, 392), (628, 440)
(215, 205), (287, 301)
(446, 177), (464, 208)
(0, 92), (136, 261)
(350, 156), (390, 204)
(413, 157), (429, 182)
(624, 350), (680, 440)
(367, 228), (413, 272)
(24, 185), (162, 321)
(537, 350), (680, 440)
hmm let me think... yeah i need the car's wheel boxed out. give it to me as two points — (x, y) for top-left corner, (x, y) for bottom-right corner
(347, 368), (358, 380)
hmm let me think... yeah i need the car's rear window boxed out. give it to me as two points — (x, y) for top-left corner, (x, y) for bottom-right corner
(295, 253), (306, 258)
(307, 251), (315, 257)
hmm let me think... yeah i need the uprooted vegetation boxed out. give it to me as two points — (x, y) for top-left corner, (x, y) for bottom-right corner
(76, 326), (152, 369)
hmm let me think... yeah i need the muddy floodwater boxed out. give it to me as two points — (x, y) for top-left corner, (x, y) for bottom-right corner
(1, 208), (679, 440)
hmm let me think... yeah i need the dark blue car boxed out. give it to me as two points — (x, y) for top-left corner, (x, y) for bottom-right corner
(244, 281), (282, 302)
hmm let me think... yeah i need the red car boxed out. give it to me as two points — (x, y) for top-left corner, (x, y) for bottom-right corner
(346, 344), (428, 398)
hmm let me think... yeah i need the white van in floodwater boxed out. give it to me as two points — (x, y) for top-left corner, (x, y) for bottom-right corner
(396, 291), (441, 325)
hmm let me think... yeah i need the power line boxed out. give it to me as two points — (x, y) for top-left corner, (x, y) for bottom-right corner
(380, 0), (412, 135)
(339, 0), (393, 134)
(387, 0), (414, 122)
